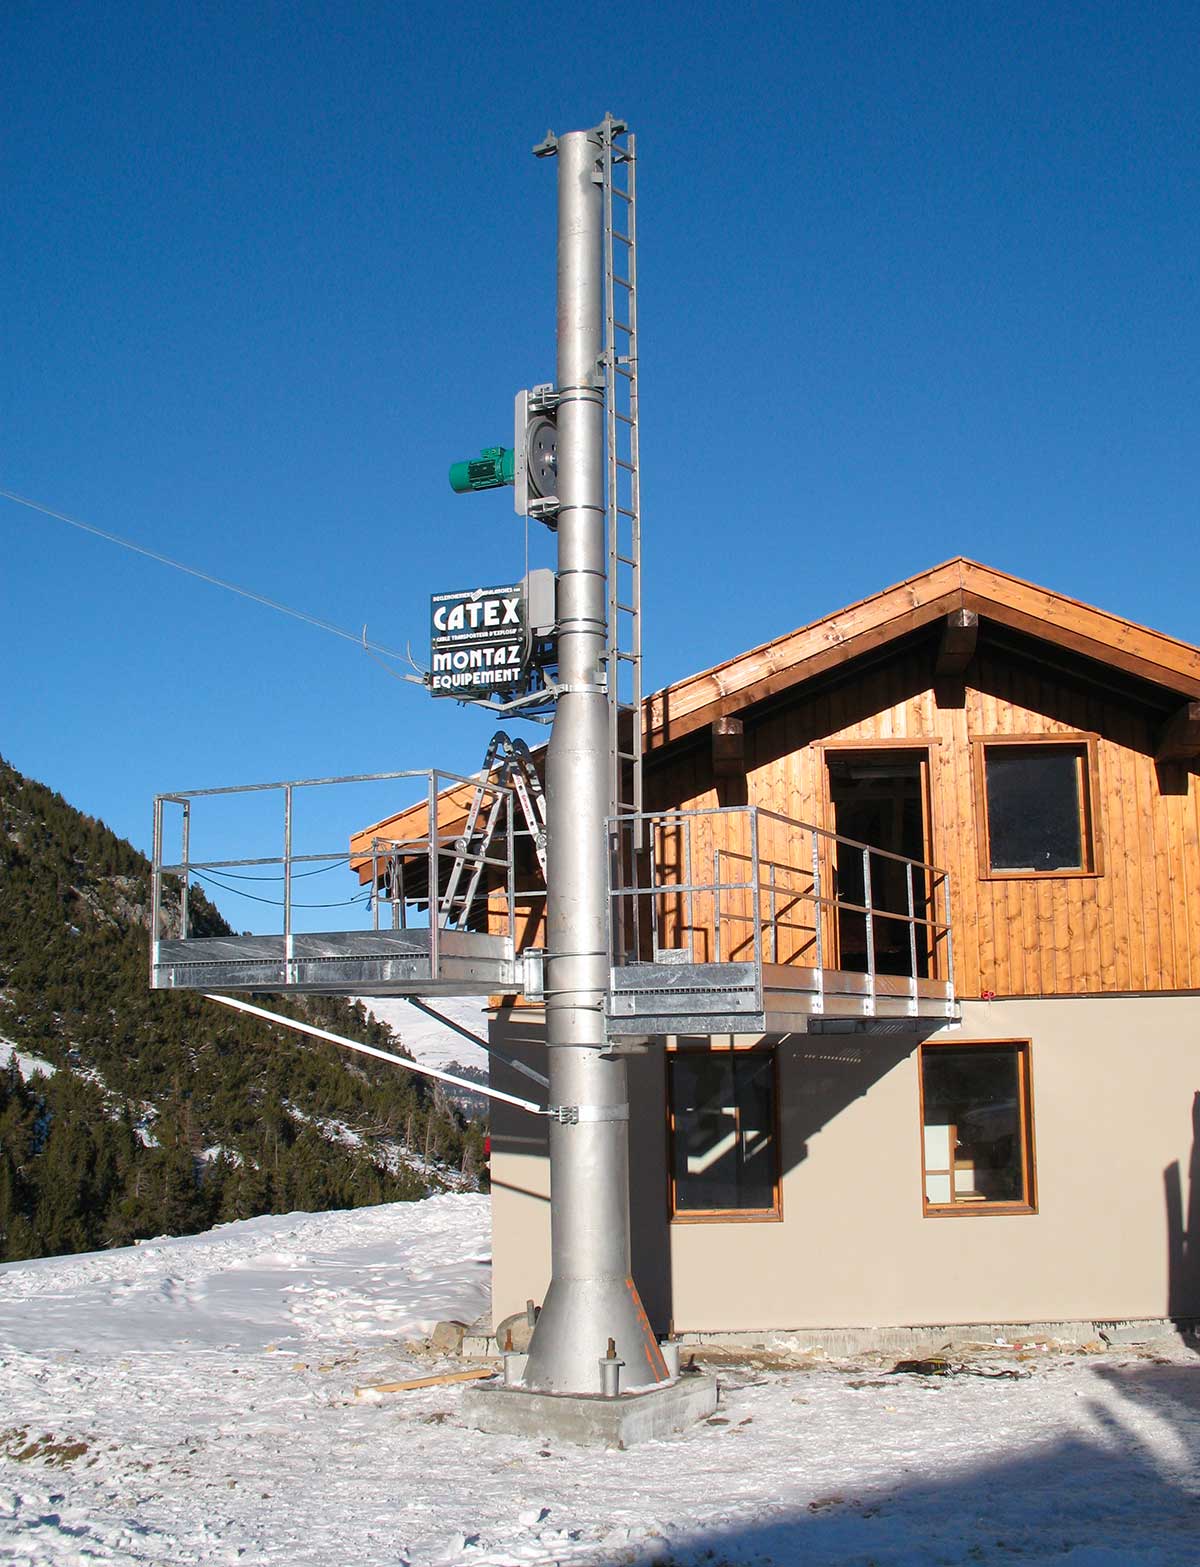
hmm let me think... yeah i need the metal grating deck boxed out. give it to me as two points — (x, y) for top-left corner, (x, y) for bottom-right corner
(152, 928), (521, 997)
(606, 959), (959, 1036)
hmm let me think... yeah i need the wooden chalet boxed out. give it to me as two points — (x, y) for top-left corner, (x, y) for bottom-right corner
(355, 557), (1200, 1342)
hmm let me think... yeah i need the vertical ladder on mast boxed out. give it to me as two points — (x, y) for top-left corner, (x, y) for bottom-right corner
(598, 114), (643, 830)
(437, 733), (547, 930)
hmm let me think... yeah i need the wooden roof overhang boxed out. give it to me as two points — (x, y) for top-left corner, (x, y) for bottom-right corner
(643, 557), (1200, 753)
(351, 558), (1200, 881)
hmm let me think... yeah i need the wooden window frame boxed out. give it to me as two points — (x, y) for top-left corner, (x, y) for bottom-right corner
(665, 1040), (782, 1225)
(917, 1038), (1038, 1218)
(971, 733), (1102, 881)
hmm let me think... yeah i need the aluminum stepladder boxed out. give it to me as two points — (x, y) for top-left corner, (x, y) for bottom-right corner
(438, 731), (547, 929)
(598, 114), (643, 833)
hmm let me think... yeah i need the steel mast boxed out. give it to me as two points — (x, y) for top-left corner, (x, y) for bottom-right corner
(521, 123), (668, 1394)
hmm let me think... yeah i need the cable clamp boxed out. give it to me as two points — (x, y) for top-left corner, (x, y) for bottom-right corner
(550, 1104), (630, 1125)
(546, 681), (606, 696)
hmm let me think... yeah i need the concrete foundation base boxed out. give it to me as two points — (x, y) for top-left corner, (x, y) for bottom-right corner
(462, 1373), (718, 1447)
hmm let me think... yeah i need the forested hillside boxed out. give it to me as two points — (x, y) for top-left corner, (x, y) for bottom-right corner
(0, 756), (486, 1263)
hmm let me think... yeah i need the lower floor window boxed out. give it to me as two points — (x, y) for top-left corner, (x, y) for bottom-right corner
(668, 1048), (779, 1219)
(920, 1041), (1036, 1214)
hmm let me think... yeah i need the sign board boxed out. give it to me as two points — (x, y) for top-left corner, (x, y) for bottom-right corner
(429, 583), (529, 699)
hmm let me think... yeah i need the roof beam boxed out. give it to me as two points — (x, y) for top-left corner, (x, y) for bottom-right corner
(960, 562), (1200, 700)
(1156, 701), (1200, 762)
(711, 717), (745, 778)
(935, 609), (978, 677)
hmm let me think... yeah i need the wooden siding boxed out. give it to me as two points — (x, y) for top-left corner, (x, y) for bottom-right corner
(645, 642), (1200, 999)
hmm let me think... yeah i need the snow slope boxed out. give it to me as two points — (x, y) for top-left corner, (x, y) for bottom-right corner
(2, 1194), (1199, 1565)
(0, 1038), (56, 1080)
(356, 995), (489, 1075)
(0, 1196), (489, 1356)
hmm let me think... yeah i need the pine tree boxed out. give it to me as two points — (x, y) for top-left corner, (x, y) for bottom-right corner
(0, 753), (486, 1261)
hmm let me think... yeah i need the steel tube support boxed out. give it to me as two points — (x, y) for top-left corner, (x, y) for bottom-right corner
(180, 802), (191, 940)
(150, 798), (163, 982)
(282, 787), (293, 982)
(523, 126), (668, 1395)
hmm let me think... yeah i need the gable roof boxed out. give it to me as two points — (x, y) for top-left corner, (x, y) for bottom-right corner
(644, 556), (1200, 751)
(352, 556), (1200, 866)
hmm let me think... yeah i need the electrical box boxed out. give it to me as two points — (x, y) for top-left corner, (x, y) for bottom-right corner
(524, 567), (556, 638)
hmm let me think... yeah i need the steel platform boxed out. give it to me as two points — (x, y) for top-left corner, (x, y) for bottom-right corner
(151, 928), (521, 997)
(606, 959), (959, 1036)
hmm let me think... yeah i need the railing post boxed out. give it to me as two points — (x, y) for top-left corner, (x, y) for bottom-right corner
(283, 786), (294, 982)
(180, 801), (191, 940)
(811, 827), (824, 1013)
(683, 814), (694, 959)
(372, 840), (380, 931)
(150, 797), (163, 983)
(750, 808), (762, 981)
(942, 871), (954, 994)
(649, 825), (660, 956)
(862, 845), (875, 1006)
(428, 772), (440, 979)
(769, 858), (778, 965)
(629, 820), (641, 963)
(906, 860), (918, 990)
(506, 788), (516, 954)
(714, 846), (723, 964)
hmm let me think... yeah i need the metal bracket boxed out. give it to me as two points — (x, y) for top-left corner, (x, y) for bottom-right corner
(528, 382), (560, 413)
(522, 948), (546, 1001)
(448, 685), (558, 722)
(549, 1104), (630, 1125)
(527, 495), (560, 528)
(543, 677), (605, 697)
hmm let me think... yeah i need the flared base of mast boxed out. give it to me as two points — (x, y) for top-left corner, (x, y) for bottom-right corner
(520, 1274), (670, 1395)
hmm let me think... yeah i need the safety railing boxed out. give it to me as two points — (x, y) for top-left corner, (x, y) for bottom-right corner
(608, 804), (953, 990)
(151, 768), (520, 989)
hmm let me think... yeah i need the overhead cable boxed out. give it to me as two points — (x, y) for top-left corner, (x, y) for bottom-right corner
(0, 488), (407, 662)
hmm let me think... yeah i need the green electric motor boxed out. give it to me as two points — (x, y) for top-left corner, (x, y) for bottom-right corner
(448, 446), (515, 494)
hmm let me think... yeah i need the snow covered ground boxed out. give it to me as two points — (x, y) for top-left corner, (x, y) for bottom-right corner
(0, 1038), (56, 1080)
(2, 1194), (1198, 1565)
(356, 996), (489, 1075)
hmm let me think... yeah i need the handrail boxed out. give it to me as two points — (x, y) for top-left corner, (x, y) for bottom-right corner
(152, 767), (521, 986)
(156, 766), (489, 799)
(631, 801), (949, 879)
(607, 803), (954, 997)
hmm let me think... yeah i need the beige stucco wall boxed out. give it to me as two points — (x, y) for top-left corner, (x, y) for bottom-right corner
(488, 996), (1200, 1332)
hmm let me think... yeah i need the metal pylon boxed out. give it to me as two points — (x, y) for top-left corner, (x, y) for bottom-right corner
(599, 114), (643, 828)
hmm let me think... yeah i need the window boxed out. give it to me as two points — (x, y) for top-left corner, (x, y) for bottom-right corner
(668, 1048), (779, 1220)
(974, 737), (1099, 876)
(919, 1042), (1035, 1215)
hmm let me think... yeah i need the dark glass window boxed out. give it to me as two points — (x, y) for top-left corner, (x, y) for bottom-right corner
(920, 1044), (1033, 1210)
(669, 1051), (778, 1215)
(984, 746), (1087, 872)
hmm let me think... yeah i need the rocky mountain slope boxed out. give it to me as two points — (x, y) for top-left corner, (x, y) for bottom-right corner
(0, 756), (486, 1263)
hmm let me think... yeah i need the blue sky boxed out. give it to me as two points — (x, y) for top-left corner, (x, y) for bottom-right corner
(3, 2), (1197, 899)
